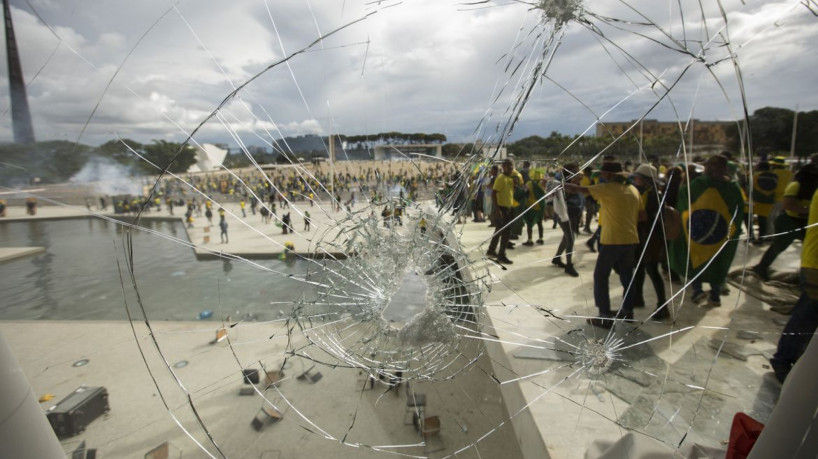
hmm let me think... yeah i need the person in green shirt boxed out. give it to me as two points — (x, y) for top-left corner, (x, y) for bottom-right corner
(670, 155), (744, 307)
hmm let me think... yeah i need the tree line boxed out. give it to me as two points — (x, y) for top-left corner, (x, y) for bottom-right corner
(1, 107), (814, 185)
(0, 139), (197, 185)
(505, 107), (818, 160)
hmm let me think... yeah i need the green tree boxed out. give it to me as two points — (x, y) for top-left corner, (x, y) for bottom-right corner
(442, 143), (463, 157)
(140, 140), (197, 174)
(793, 110), (818, 159)
(428, 133), (447, 144)
(222, 152), (252, 168)
(0, 141), (92, 185)
(725, 107), (818, 158)
(750, 107), (793, 153)
(95, 139), (144, 167)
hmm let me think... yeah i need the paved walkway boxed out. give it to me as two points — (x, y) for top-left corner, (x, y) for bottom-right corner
(0, 202), (801, 458)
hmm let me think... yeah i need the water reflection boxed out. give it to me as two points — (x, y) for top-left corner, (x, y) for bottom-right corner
(0, 218), (314, 321)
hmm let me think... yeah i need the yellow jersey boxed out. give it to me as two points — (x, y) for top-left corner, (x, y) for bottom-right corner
(588, 182), (641, 245)
(493, 174), (516, 208)
(783, 181), (811, 219)
(773, 169), (793, 201)
(802, 189), (818, 270)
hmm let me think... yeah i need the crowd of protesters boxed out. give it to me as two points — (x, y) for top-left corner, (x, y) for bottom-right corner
(86, 160), (462, 241)
(471, 152), (817, 383)
(23, 150), (813, 384)
(476, 153), (816, 325)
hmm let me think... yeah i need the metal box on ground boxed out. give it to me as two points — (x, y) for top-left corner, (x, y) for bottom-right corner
(46, 386), (110, 437)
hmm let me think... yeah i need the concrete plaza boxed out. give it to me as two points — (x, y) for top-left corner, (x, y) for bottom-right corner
(0, 198), (800, 458)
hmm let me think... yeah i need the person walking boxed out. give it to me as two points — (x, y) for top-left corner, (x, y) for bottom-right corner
(769, 187), (818, 383)
(522, 170), (546, 246)
(751, 161), (778, 243)
(631, 164), (669, 320)
(486, 159), (518, 265)
(552, 164), (581, 277)
(670, 155), (744, 307)
(752, 164), (818, 281)
(219, 216), (229, 243)
(581, 167), (597, 234)
(282, 212), (292, 234)
(565, 161), (642, 327)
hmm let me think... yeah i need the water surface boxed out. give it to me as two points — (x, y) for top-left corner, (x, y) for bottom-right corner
(0, 218), (313, 321)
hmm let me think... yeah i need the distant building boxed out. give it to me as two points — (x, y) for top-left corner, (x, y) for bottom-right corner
(372, 144), (443, 161)
(478, 144), (508, 160)
(596, 119), (732, 147)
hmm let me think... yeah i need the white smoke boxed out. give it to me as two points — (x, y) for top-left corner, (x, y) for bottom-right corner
(70, 156), (143, 196)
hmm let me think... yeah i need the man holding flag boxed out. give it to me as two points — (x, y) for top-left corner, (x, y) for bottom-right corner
(670, 155), (744, 307)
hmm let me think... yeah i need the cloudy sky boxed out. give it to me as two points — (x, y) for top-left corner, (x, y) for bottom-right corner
(1, 0), (816, 150)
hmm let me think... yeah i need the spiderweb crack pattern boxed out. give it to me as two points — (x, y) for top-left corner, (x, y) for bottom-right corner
(1, 0), (816, 457)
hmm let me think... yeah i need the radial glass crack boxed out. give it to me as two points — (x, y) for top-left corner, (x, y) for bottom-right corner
(1, 0), (816, 458)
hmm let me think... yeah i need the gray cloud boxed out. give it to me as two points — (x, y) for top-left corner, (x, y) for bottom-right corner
(0, 0), (816, 148)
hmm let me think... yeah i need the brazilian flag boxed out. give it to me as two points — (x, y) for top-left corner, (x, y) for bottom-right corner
(751, 171), (778, 217)
(670, 176), (744, 284)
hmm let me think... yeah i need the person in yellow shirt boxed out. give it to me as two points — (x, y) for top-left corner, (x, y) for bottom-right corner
(769, 187), (818, 383)
(770, 156), (793, 202)
(768, 156), (794, 224)
(751, 161), (779, 243)
(565, 161), (643, 327)
(752, 164), (818, 280)
(486, 159), (518, 265)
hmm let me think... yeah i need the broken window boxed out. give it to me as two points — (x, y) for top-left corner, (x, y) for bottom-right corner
(1, 0), (816, 457)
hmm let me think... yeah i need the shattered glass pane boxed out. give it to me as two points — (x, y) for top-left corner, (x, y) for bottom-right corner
(1, 0), (816, 457)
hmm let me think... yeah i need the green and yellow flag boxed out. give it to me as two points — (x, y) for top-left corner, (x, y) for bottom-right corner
(670, 176), (744, 284)
(751, 171), (778, 217)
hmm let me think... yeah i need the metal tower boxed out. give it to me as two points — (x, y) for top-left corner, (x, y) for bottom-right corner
(3, 0), (35, 144)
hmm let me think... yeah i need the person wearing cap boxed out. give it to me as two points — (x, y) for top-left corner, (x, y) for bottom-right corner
(769, 187), (818, 383)
(565, 161), (643, 327)
(752, 163), (818, 281)
(486, 159), (518, 264)
(584, 156), (617, 253)
(670, 155), (744, 307)
(631, 164), (670, 320)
